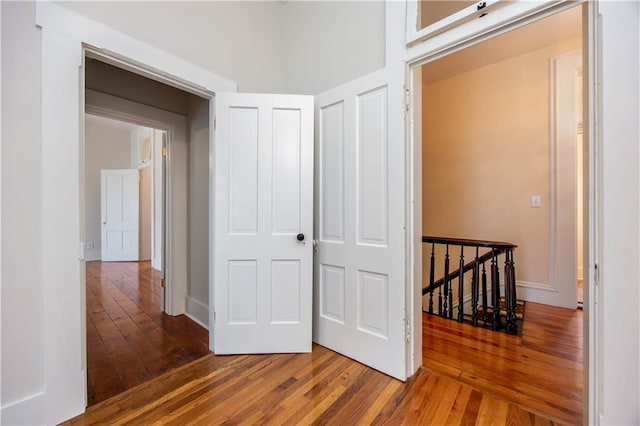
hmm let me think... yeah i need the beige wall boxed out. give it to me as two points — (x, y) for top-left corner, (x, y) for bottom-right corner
(422, 37), (581, 286)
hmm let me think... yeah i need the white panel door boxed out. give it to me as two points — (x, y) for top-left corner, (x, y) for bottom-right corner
(314, 68), (406, 380)
(101, 169), (140, 262)
(214, 93), (314, 353)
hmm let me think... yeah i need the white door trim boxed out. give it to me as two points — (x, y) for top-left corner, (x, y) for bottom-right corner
(37, 3), (235, 423)
(401, 1), (597, 424)
(546, 49), (581, 308)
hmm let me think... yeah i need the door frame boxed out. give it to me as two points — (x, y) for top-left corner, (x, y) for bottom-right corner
(402, 0), (597, 423)
(84, 86), (186, 315)
(37, 3), (235, 423)
(83, 54), (214, 346)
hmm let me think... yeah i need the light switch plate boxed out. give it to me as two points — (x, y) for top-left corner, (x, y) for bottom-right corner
(531, 195), (542, 208)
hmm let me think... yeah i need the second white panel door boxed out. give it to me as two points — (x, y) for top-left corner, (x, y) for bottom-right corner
(314, 67), (406, 380)
(101, 169), (140, 262)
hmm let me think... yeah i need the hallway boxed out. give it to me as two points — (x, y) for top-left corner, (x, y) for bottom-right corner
(86, 261), (209, 406)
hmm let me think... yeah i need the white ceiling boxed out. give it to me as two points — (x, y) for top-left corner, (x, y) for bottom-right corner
(422, 5), (582, 84)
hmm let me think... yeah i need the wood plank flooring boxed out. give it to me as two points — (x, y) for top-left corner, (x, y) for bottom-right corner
(423, 302), (583, 424)
(71, 293), (582, 425)
(66, 344), (559, 426)
(86, 260), (209, 406)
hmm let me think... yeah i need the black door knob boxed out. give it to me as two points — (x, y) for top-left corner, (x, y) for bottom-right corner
(297, 233), (305, 241)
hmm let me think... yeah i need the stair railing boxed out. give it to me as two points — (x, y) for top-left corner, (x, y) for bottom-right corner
(422, 236), (519, 334)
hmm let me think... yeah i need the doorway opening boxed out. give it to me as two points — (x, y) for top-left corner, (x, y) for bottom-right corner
(83, 57), (211, 406)
(416, 4), (585, 424)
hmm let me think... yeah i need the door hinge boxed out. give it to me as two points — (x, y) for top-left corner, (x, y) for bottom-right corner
(214, 117), (217, 131)
(404, 87), (411, 113)
(161, 278), (166, 288)
(213, 310), (217, 321)
(162, 146), (167, 158)
(78, 242), (85, 260)
(404, 318), (411, 343)
(593, 263), (599, 306)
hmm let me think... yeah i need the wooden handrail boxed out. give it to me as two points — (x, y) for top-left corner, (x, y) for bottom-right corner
(422, 235), (517, 250)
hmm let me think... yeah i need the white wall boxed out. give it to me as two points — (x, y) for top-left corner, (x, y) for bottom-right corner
(84, 115), (134, 261)
(279, 1), (386, 94)
(1, 2), (45, 422)
(57, 1), (287, 93)
(598, 1), (640, 424)
(186, 95), (210, 327)
(58, 1), (386, 95)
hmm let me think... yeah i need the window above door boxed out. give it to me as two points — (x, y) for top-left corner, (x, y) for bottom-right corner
(405, 0), (574, 50)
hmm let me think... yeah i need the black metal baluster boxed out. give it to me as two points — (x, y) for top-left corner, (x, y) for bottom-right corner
(491, 249), (502, 331)
(447, 260), (453, 319)
(429, 243), (435, 315)
(421, 236), (518, 334)
(471, 247), (479, 327)
(511, 251), (518, 332)
(505, 249), (517, 334)
(481, 260), (488, 325)
(443, 245), (450, 318)
(458, 247), (465, 322)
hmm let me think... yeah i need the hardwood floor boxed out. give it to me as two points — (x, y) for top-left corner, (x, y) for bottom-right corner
(423, 302), (583, 424)
(86, 260), (209, 406)
(70, 297), (582, 425)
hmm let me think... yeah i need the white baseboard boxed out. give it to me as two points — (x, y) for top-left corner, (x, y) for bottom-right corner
(1, 392), (45, 425)
(515, 280), (577, 307)
(185, 296), (209, 330)
(516, 280), (556, 292)
(424, 279), (573, 311)
(84, 249), (101, 261)
(151, 257), (161, 271)
(423, 284), (506, 316)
